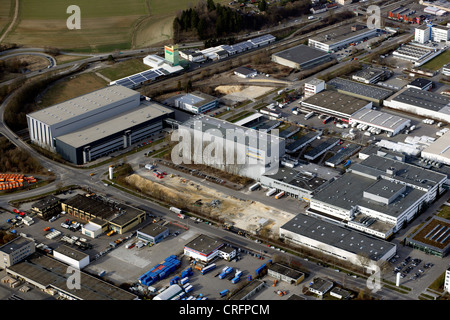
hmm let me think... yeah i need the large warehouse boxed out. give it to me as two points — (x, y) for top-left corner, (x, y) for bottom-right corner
(384, 87), (450, 123)
(326, 77), (394, 106)
(271, 44), (333, 70)
(280, 213), (397, 268)
(308, 24), (379, 53)
(300, 90), (372, 122)
(178, 115), (285, 180)
(27, 85), (174, 164)
(421, 130), (450, 166)
(308, 155), (447, 238)
(349, 108), (411, 136)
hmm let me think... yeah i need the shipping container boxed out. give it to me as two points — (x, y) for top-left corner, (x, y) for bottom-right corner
(275, 191), (285, 199)
(266, 188), (277, 197)
(248, 182), (261, 191)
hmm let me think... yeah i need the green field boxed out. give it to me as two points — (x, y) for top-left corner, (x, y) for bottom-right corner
(98, 58), (150, 81)
(0, 0), (13, 36)
(3, 0), (231, 51)
(421, 49), (450, 71)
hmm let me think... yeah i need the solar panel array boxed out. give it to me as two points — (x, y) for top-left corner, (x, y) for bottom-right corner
(114, 68), (165, 88)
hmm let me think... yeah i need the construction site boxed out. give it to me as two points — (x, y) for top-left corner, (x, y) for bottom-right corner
(126, 169), (295, 238)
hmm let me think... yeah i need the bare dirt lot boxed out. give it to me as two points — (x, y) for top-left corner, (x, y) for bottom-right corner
(215, 85), (275, 103)
(126, 173), (295, 235)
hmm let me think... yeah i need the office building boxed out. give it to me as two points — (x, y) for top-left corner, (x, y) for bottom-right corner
(136, 223), (170, 245)
(0, 237), (35, 269)
(304, 79), (325, 98)
(174, 91), (219, 114)
(407, 78), (433, 91)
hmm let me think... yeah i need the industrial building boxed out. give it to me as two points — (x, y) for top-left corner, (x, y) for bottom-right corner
(234, 66), (258, 78)
(0, 236), (35, 269)
(384, 87), (450, 123)
(260, 164), (337, 202)
(285, 132), (321, 154)
(324, 144), (361, 168)
(349, 108), (411, 136)
(326, 77), (394, 106)
(183, 234), (236, 263)
(442, 63), (450, 76)
(61, 194), (147, 235)
(421, 130), (450, 166)
(304, 138), (340, 161)
(300, 90), (372, 122)
(308, 24), (379, 53)
(267, 263), (305, 285)
(174, 91), (219, 114)
(27, 85), (174, 165)
(179, 115), (285, 180)
(304, 79), (325, 98)
(405, 216), (450, 258)
(30, 195), (61, 220)
(413, 24), (449, 44)
(308, 278), (334, 297)
(6, 253), (137, 300)
(136, 223), (170, 245)
(280, 213), (397, 267)
(271, 44), (333, 70)
(53, 245), (89, 269)
(309, 155), (447, 238)
(392, 43), (445, 67)
(407, 78), (433, 91)
(351, 67), (391, 84)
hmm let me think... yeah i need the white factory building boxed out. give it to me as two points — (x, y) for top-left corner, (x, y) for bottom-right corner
(178, 115), (285, 181)
(384, 87), (450, 123)
(27, 85), (174, 164)
(308, 155), (447, 239)
(421, 130), (450, 166)
(53, 245), (90, 269)
(280, 213), (397, 268)
(349, 108), (411, 136)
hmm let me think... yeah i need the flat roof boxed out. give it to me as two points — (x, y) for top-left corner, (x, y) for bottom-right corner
(350, 109), (411, 131)
(235, 66), (257, 76)
(352, 67), (388, 81)
(359, 155), (447, 189)
(7, 253), (137, 300)
(264, 166), (328, 192)
(56, 101), (173, 148)
(268, 263), (304, 280)
(301, 90), (371, 117)
(408, 216), (450, 251)
(185, 234), (224, 256)
(408, 78), (432, 88)
(31, 195), (61, 211)
(138, 223), (169, 237)
(388, 87), (450, 113)
(272, 44), (330, 65)
(0, 236), (31, 254)
(281, 214), (396, 261)
(62, 194), (144, 225)
(28, 85), (139, 125)
(326, 78), (394, 100)
(175, 91), (218, 107)
(54, 244), (88, 261)
(309, 24), (376, 45)
(313, 171), (426, 218)
(421, 130), (450, 160)
(286, 132), (320, 153)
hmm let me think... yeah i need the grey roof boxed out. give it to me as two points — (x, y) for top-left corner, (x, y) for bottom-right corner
(408, 78), (432, 89)
(281, 213), (396, 261)
(7, 253), (137, 300)
(55, 101), (173, 148)
(359, 154), (447, 189)
(54, 244), (88, 261)
(301, 90), (371, 118)
(138, 223), (169, 237)
(234, 66), (257, 76)
(286, 132), (320, 153)
(326, 77), (394, 100)
(312, 171), (426, 218)
(309, 24), (375, 45)
(263, 166), (328, 192)
(175, 91), (218, 107)
(389, 87), (450, 113)
(185, 234), (223, 255)
(0, 236), (32, 254)
(28, 85), (139, 125)
(31, 195), (61, 211)
(350, 108), (411, 131)
(272, 44), (331, 66)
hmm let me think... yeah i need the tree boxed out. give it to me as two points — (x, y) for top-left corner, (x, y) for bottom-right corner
(258, 0), (268, 12)
(207, 0), (216, 12)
